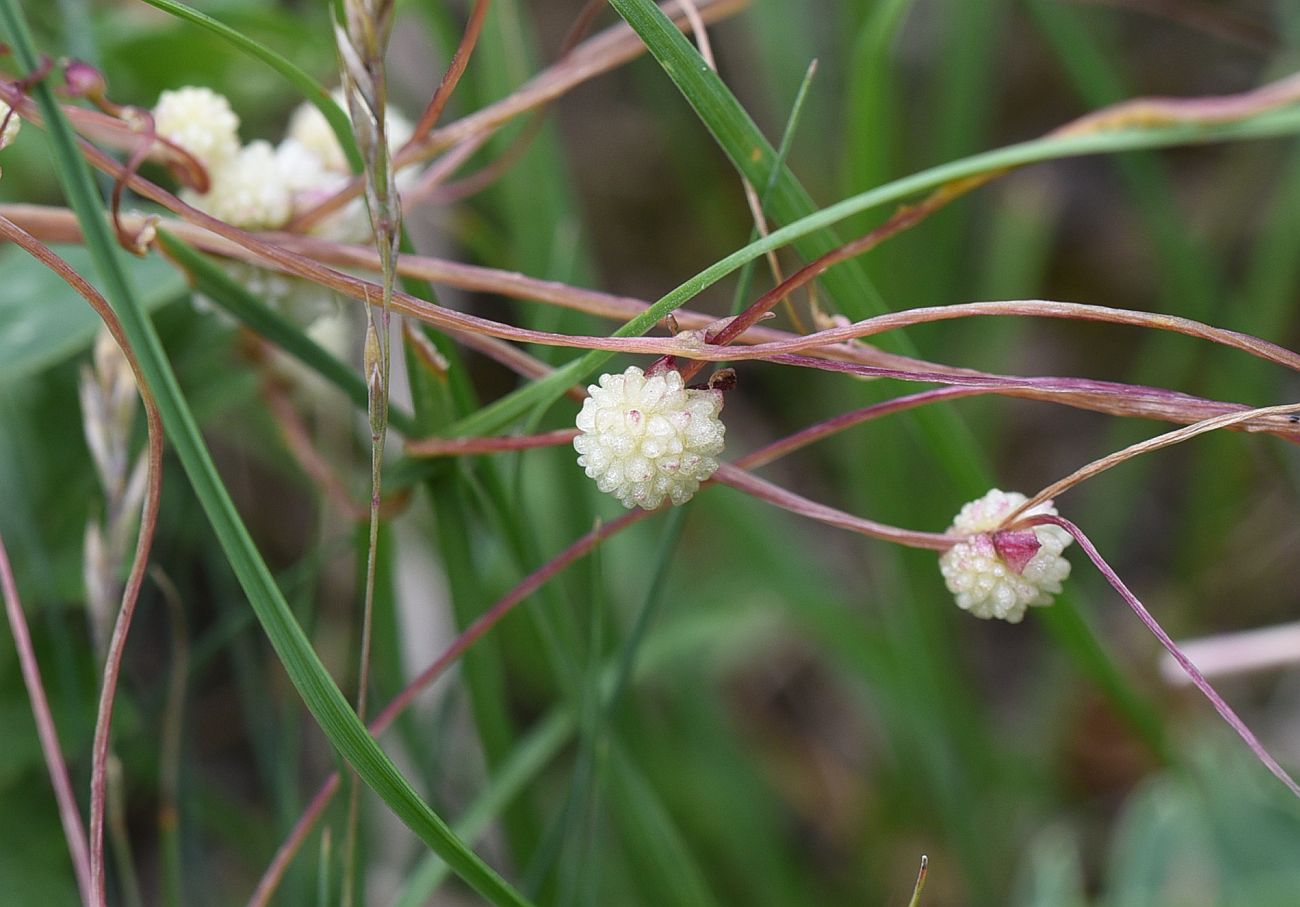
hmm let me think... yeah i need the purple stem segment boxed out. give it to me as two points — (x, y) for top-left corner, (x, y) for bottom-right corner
(1029, 514), (1300, 799)
(246, 509), (650, 907)
(0, 531), (94, 904)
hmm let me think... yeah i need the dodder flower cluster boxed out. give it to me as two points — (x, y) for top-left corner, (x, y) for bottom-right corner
(153, 85), (413, 329)
(153, 86), (240, 172)
(574, 366), (725, 510)
(152, 86), (412, 239)
(939, 489), (1072, 623)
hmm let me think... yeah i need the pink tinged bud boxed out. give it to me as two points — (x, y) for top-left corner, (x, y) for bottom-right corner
(62, 60), (106, 100)
(992, 529), (1041, 575)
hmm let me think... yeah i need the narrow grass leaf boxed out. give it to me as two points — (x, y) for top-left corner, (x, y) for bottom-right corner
(0, 5), (532, 903)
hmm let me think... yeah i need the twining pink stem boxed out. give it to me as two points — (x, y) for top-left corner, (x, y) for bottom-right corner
(1006, 401), (1300, 522)
(735, 388), (986, 470)
(768, 353), (1300, 441)
(405, 428), (579, 457)
(246, 509), (649, 907)
(712, 464), (954, 551)
(20, 204), (1299, 410)
(1026, 515), (1300, 800)
(0, 532), (93, 904)
(8, 196), (1300, 430)
(0, 217), (165, 907)
(406, 0), (491, 147)
(1053, 70), (1300, 136)
(736, 300), (1300, 372)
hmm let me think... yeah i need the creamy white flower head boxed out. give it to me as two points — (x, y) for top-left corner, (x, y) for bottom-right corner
(0, 100), (20, 151)
(286, 90), (414, 174)
(938, 488), (1071, 623)
(288, 166), (373, 245)
(274, 138), (330, 195)
(184, 140), (291, 230)
(152, 86), (240, 170)
(574, 366), (725, 510)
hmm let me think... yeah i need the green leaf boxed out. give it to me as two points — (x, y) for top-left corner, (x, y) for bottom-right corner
(0, 244), (184, 384)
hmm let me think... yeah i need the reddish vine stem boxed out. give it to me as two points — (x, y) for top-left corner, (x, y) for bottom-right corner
(1007, 401), (1300, 522)
(22, 201), (1300, 435)
(712, 464), (955, 550)
(407, 0), (491, 145)
(245, 508), (649, 907)
(0, 216), (166, 907)
(405, 427), (580, 457)
(1026, 515), (1300, 799)
(0, 531), (93, 904)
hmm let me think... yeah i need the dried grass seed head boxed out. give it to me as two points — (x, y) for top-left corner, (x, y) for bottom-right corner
(286, 90), (414, 175)
(939, 488), (1072, 623)
(574, 365), (726, 510)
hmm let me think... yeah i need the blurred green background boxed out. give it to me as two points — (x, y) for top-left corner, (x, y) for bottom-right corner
(3, 0), (1300, 904)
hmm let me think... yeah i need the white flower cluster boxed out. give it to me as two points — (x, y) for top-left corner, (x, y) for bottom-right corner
(153, 85), (413, 239)
(152, 86), (240, 172)
(938, 489), (1072, 623)
(192, 140), (292, 231)
(574, 366), (726, 510)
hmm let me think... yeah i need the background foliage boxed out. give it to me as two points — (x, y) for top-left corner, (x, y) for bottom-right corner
(3, 0), (1300, 905)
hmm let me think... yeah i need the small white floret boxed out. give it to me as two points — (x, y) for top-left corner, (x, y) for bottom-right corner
(184, 140), (291, 230)
(286, 90), (414, 174)
(574, 366), (725, 510)
(938, 488), (1072, 623)
(152, 86), (240, 170)
(274, 138), (331, 195)
(0, 100), (20, 150)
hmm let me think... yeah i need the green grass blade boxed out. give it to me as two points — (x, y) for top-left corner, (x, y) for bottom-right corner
(607, 742), (721, 907)
(730, 58), (819, 315)
(399, 231), (546, 863)
(389, 711), (575, 907)
(0, 6), (530, 903)
(136, 0), (363, 172)
(839, 0), (913, 225)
